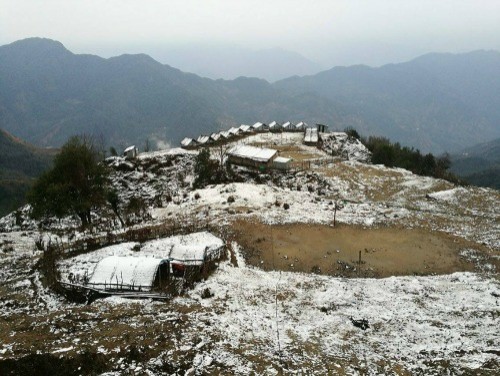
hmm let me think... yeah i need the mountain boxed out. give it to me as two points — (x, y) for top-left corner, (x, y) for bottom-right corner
(449, 138), (500, 189)
(0, 38), (333, 149)
(0, 129), (56, 216)
(156, 46), (323, 82)
(275, 50), (500, 152)
(1, 38), (500, 153)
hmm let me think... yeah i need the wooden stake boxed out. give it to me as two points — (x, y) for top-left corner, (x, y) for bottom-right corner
(358, 250), (361, 277)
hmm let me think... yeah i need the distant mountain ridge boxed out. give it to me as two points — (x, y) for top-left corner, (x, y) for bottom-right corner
(157, 46), (323, 82)
(1, 38), (499, 153)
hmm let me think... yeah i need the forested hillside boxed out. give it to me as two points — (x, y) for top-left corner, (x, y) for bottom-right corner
(0, 129), (55, 216)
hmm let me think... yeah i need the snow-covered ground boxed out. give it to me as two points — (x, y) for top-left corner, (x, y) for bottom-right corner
(0, 131), (499, 374)
(1, 244), (498, 374)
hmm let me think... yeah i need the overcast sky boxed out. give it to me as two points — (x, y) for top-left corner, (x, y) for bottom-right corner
(2, 0), (499, 67)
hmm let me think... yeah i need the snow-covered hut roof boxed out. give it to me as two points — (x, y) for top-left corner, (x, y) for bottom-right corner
(124, 145), (136, 153)
(219, 131), (231, 139)
(228, 127), (240, 135)
(252, 122), (265, 131)
(181, 138), (197, 147)
(239, 124), (252, 133)
(197, 135), (211, 144)
(282, 121), (294, 131)
(142, 231), (225, 265)
(210, 133), (221, 142)
(89, 256), (164, 290)
(269, 121), (281, 130)
(228, 145), (278, 162)
(295, 122), (307, 131)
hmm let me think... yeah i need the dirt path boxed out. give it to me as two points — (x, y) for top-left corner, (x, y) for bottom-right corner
(230, 220), (497, 277)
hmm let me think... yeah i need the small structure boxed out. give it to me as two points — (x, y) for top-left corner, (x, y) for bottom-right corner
(180, 138), (198, 149)
(273, 156), (292, 170)
(282, 121), (294, 132)
(269, 121), (282, 132)
(228, 127), (240, 136)
(83, 232), (225, 294)
(238, 124), (253, 134)
(252, 122), (267, 132)
(316, 123), (329, 133)
(88, 256), (168, 292)
(210, 133), (221, 143)
(123, 145), (138, 159)
(219, 131), (232, 140)
(197, 135), (211, 146)
(295, 122), (307, 132)
(304, 127), (319, 146)
(228, 144), (278, 169)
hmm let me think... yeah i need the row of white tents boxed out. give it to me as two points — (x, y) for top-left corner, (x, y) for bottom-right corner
(181, 121), (311, 149)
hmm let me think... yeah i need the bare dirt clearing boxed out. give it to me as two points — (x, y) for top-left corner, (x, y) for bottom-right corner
(231, 220), (497, 277)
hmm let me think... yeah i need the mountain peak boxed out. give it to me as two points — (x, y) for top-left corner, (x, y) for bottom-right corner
(0, 37), (72, 61)
(3, 37), (68, 52)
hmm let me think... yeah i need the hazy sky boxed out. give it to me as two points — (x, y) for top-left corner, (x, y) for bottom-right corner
(1, 0), (499, 67)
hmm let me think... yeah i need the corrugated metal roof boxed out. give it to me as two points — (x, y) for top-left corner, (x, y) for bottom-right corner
(228, 145), (277, 162)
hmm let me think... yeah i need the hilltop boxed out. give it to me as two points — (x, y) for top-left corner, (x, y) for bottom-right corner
(0, 131), (498, 374)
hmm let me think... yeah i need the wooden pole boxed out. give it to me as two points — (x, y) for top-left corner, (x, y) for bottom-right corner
(333, 204), (337, 227)
(358, 250), (361, 277)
